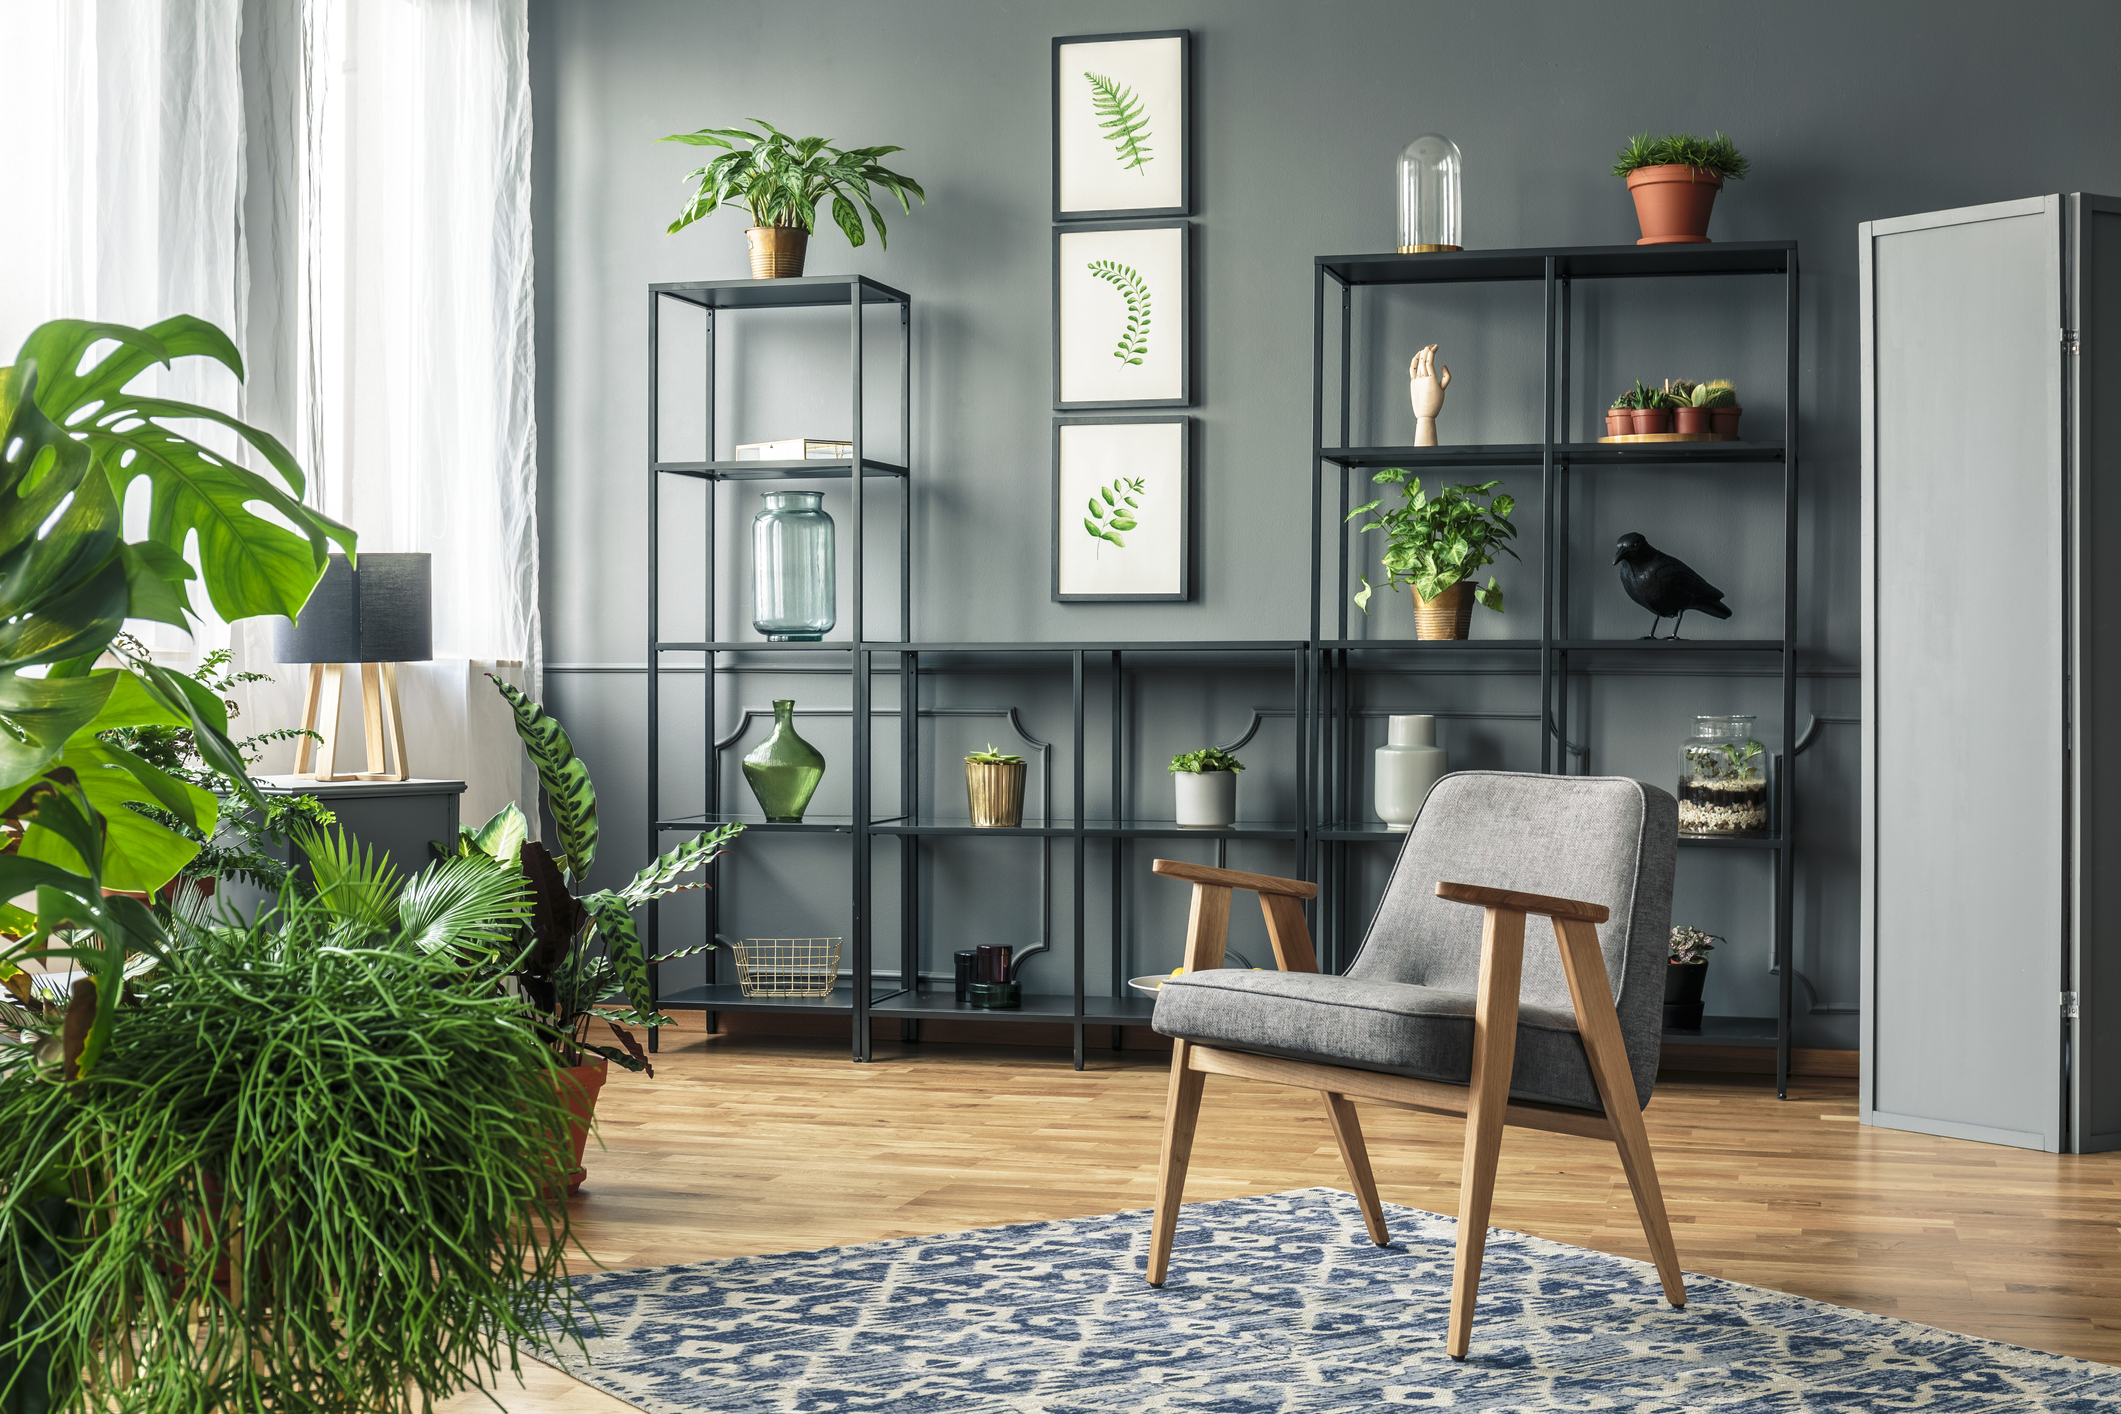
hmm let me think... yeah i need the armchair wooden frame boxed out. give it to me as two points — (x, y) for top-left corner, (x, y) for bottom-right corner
(1145, 858), (1685, 1360)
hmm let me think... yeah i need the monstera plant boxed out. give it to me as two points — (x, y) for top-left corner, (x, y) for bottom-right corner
(446, 677), (743, 1076)
(0, 316), (354, 1071)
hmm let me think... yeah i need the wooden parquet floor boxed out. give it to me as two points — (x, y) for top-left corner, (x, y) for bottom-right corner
(443, 1017), (2121, 1411)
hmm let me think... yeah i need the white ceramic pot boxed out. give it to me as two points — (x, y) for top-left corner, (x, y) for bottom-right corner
(1375, 714), (1447, 832)
(1174, 769), (1238, 828)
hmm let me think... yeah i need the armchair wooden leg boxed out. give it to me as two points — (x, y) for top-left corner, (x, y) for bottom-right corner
(1447, 905), (1526, 1361)
(1321, 1091), (1388, 1246)
(1553, 917), (1686, 1308)
(1146, 1039), (1206, 1287)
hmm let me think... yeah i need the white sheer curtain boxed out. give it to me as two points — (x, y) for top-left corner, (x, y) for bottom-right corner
(234, 0), (542, 829)
(2, 0), (542, 832)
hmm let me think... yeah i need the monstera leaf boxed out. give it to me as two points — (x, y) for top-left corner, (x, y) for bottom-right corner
(12, 317), (356, 623)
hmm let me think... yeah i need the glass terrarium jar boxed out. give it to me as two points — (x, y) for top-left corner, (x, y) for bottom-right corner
(751, 490), (835, 641)
(1396, 133), (1463, 253)
(1678, 715), (1769, 836)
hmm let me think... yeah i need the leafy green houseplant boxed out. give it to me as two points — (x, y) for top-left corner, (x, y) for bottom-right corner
(447, 678), (742, 1079)
(1171, 747), (1242, 829)
(1664, 924), (1722, 1029)
(0, 863), (586, 1414)
(659, 119), (925, 279)
(1346, 473), (1519, 639)
(1612, 132), (1750, 246)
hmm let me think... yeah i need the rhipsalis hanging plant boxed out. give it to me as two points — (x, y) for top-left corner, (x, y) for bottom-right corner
(1347, 472), (1519, 615)
(1084, 475), (1146, 549)
(1085, 72), (1153, 172)
(1087, 260), (1151, 365)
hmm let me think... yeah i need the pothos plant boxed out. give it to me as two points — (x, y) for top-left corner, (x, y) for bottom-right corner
(443, 677), (744, 1075)
(658, 119), (925, 247)
(1347, 471), (1519, 615)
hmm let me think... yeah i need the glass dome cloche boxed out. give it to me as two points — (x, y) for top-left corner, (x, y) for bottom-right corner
(1396, 133), (1463, 254)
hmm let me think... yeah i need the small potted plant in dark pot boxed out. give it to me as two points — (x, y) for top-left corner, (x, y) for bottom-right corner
(1612, 132), (1749, 245)
(1665, 924), (1720, 1030)
(1172, 747), (1243, 828)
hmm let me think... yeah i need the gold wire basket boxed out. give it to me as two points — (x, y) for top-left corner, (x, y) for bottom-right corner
(729, 937), (843, 997)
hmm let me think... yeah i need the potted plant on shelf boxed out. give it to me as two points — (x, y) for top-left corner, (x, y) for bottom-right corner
(1347, 471), (1519, 639)
(1171, 747), (1243, 828)
(1665, 924), (1721, 1030)
(1693, 378), (1742, 437)
(659, 119), (926, 279)
(1612, 131), (1750, 245)
(1606, 388), (1637, 438)
(1629, 380), (1671, 436)
(446, 677), (743, 1190)
(965, 744), (1027, 828)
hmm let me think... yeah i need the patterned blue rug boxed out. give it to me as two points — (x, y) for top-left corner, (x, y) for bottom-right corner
(545, 1187), (2121, 1411)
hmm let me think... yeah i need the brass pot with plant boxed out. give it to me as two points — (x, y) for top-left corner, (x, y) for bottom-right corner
(659, 119), (925, 279)
(1612, 132), (1749, 245)
(965, 744), (1027, 828)
(1347, 471), (1519, 640)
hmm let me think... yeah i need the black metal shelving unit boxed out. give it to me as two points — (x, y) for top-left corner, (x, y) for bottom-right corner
(1307, 241), (1806, 1097)
(644, 274), (911, 1054)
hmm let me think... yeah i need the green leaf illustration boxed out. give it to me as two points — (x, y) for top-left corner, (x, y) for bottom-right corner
(1087, 260), (1152, 366)
(1081, 476), (1147, 550)
(1084, 72), (1153, 173)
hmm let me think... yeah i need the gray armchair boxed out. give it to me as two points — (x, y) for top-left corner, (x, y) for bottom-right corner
(1146, 771), (1684, 1359)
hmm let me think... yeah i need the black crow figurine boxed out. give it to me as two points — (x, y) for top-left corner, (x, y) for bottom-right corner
(1613, 532), (1732, 639)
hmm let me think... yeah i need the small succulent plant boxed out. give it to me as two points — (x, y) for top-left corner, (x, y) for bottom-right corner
(1690, 379), (1738, 408)
(966, 744), (1025, 765)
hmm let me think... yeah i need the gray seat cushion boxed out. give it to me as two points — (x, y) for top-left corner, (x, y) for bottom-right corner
(1152, 772), (1678, 1114)
(1150, 969), (1604, 1111)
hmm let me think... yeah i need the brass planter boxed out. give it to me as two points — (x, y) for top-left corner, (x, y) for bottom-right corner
(966, 760), (1026, 828)
(1413, 581), (1477, 640)
(746, 226), (809, 279)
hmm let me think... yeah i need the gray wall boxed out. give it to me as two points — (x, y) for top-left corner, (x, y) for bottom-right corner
(531, 0), (2121, 1044)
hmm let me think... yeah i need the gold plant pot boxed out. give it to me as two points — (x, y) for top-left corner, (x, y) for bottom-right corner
(746, 226), (809, 279)
(1413, 582), (1477, 640)
(966, 760), (1026, 828)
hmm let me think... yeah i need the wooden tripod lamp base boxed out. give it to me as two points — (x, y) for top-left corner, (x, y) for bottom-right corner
(292, 661), (412, 782)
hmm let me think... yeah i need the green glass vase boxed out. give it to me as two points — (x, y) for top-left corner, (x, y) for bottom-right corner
(742, 699), (825, 822)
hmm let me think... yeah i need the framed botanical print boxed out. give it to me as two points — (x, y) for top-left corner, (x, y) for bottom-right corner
(1054, 221), (1188, 409)
(1052, 416), (1190, 602)
(1052, 29), (1190, 221)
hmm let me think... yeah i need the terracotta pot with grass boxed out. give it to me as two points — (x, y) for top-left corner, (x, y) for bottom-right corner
(1612, 132), (1748, 247)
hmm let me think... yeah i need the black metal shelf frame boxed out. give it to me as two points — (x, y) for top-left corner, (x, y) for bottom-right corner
(645, 275), (912, 1052)
(1307, 241), (1804, 1095)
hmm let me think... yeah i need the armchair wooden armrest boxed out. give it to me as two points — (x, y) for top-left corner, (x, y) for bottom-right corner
(1435, 880), (1609, 924)
(1151, 858), (1319, 974)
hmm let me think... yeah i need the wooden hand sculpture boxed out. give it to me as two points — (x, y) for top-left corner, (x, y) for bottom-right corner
(1409, 343), (1451, 447)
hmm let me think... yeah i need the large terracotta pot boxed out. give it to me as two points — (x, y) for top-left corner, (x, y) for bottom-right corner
(1625, 165), (1724, 245)
(1413, 581), (1476, 640)
(746, 226), (809, 278)
(550, 1059), (608, 1195)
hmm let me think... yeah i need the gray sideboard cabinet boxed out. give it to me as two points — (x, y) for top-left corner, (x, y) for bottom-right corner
(1860, 193), (2121, 1153)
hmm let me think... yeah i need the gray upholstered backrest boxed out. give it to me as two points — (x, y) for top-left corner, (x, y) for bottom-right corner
(1346, 772), (1678, 1105)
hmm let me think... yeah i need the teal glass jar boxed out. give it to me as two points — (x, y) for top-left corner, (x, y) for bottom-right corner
(742, 699), (825, 823)
(752, 490), (836, 642)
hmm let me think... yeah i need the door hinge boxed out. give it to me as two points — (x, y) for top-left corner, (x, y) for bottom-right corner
(2063, 990), (2080, 1019)
(2063, 329), (2082, 355)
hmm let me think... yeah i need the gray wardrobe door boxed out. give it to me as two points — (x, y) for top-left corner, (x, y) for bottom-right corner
(1861, 197), (2065, 1152)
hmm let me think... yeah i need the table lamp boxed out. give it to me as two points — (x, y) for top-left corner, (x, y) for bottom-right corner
(273, 553), (433, 781)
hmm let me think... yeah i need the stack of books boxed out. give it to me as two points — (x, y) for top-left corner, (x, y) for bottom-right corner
(733, 438), (854, 461)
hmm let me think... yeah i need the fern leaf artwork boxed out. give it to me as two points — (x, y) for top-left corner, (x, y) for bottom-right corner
(1085, 72), (1153, 173)
(1087, 260), (1152, 366)
(1083, 476), (1147, 551)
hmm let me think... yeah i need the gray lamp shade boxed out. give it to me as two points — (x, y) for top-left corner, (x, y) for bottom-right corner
(272, 553), (433, 664)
